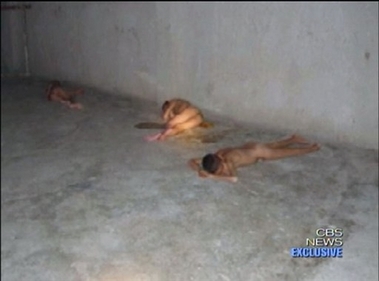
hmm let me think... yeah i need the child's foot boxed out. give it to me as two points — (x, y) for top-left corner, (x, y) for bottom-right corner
(144, 133), (162, 142)
(69, 103), (83, 110)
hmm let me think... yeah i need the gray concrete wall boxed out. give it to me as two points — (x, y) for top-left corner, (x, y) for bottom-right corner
(14, 2), (379, 148)
(1, 1), (28, 74)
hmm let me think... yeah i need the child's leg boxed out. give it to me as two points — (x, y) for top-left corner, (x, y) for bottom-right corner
(166, 108), (200, 128)
(162, 114), (202, 139)
(67, 89), (84, 96)
(265, 134), (311, 149)
(257, 143), (320, 161)
(59, 92), (82, 109)
(145, 114), (202, 142)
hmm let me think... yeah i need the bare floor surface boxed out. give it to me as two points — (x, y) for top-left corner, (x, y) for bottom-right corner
(1, 78), (378, 281)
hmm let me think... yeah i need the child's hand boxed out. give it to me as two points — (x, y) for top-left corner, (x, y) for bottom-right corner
(198, 170), (208, 178)
(228, 177), (238, 183)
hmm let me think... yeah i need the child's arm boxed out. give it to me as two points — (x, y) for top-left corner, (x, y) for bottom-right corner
(188, 158), (238, 183)
(188, 158), (202, 172)
(198, 169), (238, 183)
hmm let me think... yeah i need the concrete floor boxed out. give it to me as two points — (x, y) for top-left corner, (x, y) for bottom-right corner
(1, 78), (378, 281)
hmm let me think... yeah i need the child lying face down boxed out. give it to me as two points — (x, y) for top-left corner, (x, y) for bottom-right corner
(46, 81), (84, 109)
(188, 134), (320, 183)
